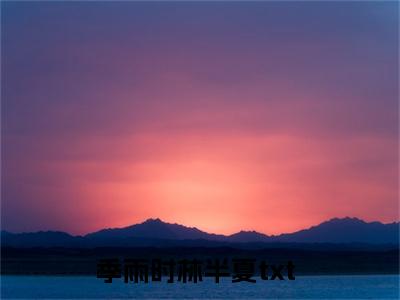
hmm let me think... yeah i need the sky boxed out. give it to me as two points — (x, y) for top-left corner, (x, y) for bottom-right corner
(1, 1), (398, 235)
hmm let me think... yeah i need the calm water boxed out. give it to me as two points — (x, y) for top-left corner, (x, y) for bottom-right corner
(1, 275), (399, 299)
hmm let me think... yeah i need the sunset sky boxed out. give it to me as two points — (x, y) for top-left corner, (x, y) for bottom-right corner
(2, 2), (398, 235)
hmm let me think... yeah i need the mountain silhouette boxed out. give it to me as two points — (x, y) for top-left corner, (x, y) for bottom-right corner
(0, 230), (80, 248)
(1, 217), (398, 248)
(85, 218), (225, 241)
(275, 217), (399, 244)
(226, 230), (271, 243)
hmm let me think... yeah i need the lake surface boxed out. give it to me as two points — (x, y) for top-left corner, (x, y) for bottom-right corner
(1, 275), (399, 299)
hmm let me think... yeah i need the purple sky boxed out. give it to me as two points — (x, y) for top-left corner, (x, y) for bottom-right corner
(1, 1), (398, 235)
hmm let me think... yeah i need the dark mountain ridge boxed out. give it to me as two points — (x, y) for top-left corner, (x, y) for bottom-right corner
(2, 217), (398, 248)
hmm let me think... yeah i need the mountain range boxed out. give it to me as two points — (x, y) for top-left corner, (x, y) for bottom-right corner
(1, 217), (398, 248)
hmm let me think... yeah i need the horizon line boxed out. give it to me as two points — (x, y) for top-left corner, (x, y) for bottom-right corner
(2, 216), (399, 237)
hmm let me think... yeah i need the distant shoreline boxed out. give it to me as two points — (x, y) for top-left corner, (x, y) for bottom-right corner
(2, 246), (398, 276)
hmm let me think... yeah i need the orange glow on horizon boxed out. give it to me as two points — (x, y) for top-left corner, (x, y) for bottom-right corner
(49, 132), (398, 236)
